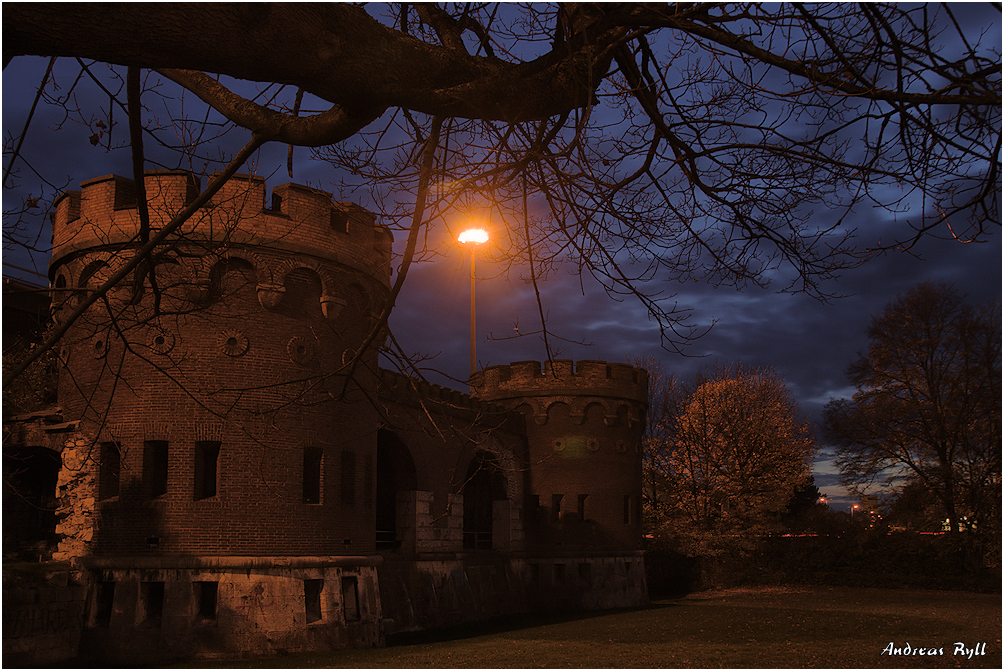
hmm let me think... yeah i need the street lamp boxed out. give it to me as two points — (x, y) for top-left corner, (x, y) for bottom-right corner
(459, 227), (488, 377)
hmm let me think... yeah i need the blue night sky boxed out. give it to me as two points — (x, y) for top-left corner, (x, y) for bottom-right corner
(3, 8), (1001, 513)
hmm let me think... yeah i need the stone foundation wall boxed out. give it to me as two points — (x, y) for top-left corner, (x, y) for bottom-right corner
(73, 556), (383, 664)
(377, 552), (648, 635)
(2, 568), (87, 666)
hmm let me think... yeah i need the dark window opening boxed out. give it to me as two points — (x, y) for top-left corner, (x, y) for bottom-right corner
(303, 446), (322, 504)
(144, 440), (169, 498)
(207, 258), (257, 305)
(364, 454), (373, 509)
(552, 494), (563, 522)
(577, 493), (588, 521)
(304, 579), (323, 624)
(341, 576), (359, 621)
(93, 581), (115, 628)
(623, 494), (632, 524)
(271, 193), (283, 212)
(195, 441), (220, 500)
(139, 581), (165, 628)
(528, 494), (541, 524)
(340, 450), (356, 506)
(331, 209), (348, 233)
(554, 563), (567, 585)
(463, 452), (506, 550)
(376, 430), (417, 550)
(195, 582), (218, 621)
(79, 260), (107, 289)
(98, 442), (120, 500)
(277, 267), (322, 319)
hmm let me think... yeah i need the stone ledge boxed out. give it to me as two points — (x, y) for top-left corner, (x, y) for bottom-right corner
(78, 554), (384, 570)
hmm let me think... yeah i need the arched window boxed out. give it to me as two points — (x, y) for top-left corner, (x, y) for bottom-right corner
(78, 260), (107, 289)
(207, 258), (257, 305)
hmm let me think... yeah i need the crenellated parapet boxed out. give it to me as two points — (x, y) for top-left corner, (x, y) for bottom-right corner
(50, 170), (392, 287)
(378, 368), (519, 422)
(473, 359), (646, 411)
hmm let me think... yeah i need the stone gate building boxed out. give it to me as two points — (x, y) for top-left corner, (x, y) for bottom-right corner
(30, 170), (648, 663)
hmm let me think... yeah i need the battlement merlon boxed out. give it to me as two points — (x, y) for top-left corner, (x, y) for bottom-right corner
(49, 171), (392, 285)
(470, 360), (649, 406)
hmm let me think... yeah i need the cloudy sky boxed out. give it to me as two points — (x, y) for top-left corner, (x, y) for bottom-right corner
(4, 11), (1001, 511)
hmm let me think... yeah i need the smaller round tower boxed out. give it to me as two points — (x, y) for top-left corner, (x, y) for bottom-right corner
(471, 360), (648, 553)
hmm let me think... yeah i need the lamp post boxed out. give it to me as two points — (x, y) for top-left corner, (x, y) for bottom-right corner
(458, 228), (488, 377)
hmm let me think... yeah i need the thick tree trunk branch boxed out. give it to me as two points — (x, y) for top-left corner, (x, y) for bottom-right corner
(6, 3), (625, 123)
(157, 69), (385, 146)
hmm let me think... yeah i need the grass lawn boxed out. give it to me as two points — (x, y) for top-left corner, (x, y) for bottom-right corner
(185, 586), (1001, 668)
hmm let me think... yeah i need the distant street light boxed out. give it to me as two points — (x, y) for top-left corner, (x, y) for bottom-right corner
(851, 503), (860, 516)
(459, 228), (488, 377)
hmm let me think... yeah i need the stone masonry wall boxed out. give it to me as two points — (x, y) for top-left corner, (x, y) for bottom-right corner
(2, 568), (87, 666)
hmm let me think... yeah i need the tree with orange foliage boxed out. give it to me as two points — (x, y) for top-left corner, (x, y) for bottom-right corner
(648, 364), (816, 555)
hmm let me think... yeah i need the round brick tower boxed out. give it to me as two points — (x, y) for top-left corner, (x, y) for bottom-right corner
(470, 360), (648, 553)
(49, 170), (393, 559)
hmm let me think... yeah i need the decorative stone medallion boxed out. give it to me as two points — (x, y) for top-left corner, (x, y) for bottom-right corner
(287, 336), (316, 366)
(149, 329), (176, 355)
(219, 329), (249, 357)
(91, 333), (109, 359)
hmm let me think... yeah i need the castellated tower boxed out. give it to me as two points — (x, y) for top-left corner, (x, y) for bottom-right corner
(50, 171), (392, 559)
(471, 360), (648, 554)
(48, 171), (391, 657)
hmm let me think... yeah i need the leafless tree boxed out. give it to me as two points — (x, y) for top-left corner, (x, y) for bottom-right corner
(3, 2), (1000, 388)
(825, 283), (1002, 544)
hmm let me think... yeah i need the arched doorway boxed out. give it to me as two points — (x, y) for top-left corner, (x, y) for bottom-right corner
(375, 430), (417, 550)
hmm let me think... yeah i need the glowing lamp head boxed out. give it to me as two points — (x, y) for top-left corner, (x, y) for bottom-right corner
(459, 228), (489, 245)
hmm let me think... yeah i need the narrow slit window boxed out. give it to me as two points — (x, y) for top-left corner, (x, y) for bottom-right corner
(303, 446), (323, 504)
(340, 450), (356, 506)
(364, 453), (373, 509)
(138, 581), (165, 628)
(195, 581), (218, 622)
(195, 441), (220, 500)
(98, 442), (120, 500)
(341, 576), (359, 621)
(529, 494), (541, 524)
(577, 493), (588, 521)
(623, 494), (632, 524)
(551, 493), (563, 522)
(304, 579), (323, 624)
(93, 581), (115, 628)
(144, 440), (169, 498)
